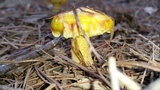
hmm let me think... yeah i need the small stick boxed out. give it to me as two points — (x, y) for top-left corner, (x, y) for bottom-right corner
(116, 70), (141, 90)
(59, 55), (111, 87)
(22, 67), (32, 89)
(108, 57), (120, 90)
(0, 37), (62, 75)
(117, 61), (160, 72)
(73, 8), (104, 64)
(34, 66), (63, 90)
(3, 37), (19, 49)
(138, 34), (160, 50)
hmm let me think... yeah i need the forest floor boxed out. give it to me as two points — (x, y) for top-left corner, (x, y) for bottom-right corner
(0, 0), (160, 90)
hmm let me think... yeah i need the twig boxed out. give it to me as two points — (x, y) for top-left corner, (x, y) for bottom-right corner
(34, 66), (63, 90)
(34, 66), (52, 85)
(138, 34), (160, 50)
(116, 70), (141, 90)
(117, 61), (160, 72)
(0, 37), (62, 75)
(141, 45), (155, 84)
(22, 67), (32, 89)
(59, 55), (111, 87)
(0, 45), (11, 55)
(38, 48), (111, 87)
(2, 37), (19, 49)
(73, 8), (104, 64)
(108, 57), (119, 90)
(45, 84), (56, 90)
(0, 25), (37, 31)
(129, 48), (149, 61)
(37, 21), (45, 44)
(0, 59), (39, 64)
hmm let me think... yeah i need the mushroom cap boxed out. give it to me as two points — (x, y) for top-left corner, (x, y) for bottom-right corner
(51, 7), (114, 38)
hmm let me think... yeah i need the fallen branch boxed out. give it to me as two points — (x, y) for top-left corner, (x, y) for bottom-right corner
(0, 37), (62, 75)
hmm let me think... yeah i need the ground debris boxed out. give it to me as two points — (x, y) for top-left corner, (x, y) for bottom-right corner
(0, 0), (160, 90)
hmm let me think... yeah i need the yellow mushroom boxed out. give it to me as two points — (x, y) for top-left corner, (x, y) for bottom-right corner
(46, 0), (67, 12)
(50, 7), (114, 66)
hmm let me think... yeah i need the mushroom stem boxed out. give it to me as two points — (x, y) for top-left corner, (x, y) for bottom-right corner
(71, 35), (93, 66)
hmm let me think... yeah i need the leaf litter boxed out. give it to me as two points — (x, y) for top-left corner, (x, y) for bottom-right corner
(0, 0), (160, 90)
